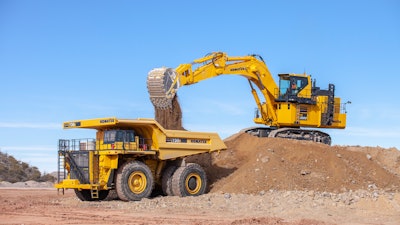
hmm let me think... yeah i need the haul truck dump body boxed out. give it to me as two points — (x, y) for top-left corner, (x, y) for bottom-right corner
(55, 117), (226, 201)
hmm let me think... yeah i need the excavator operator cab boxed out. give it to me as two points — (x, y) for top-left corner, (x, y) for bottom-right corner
(277, 74), (314, 104)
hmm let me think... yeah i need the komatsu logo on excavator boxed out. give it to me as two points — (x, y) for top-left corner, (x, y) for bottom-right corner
(230, 67), (247, 72)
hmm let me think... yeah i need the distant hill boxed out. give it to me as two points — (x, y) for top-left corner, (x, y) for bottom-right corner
(0, 151), (55, 183)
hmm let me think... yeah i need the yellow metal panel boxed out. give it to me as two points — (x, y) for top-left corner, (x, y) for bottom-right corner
(97, 155), (118, 187)
(158, 149), (214, 160)
(54, 179), (80, 188)
(99, 155), (118, 169)
(159, 132), (225, 150)
(276, 103), (296, 126)
(296, 74), (312, 99)
(316, 96), (328, 112)
(54, 179), (91, 189)
(89, 151), (94, 184)
(64, 117), (117, 129)
(331, 113), (346, 129)
(299, 104), (321, 127)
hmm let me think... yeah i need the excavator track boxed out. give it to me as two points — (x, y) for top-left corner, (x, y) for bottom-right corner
(147, 67), (178, 109)
(243, 127), (331, 145)
(270, 128), (331, 145)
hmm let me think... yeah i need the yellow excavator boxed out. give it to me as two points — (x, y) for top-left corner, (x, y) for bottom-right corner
(147, 52), (348, 145)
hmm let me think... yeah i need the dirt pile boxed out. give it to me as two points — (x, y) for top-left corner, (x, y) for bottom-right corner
(151, 95), (400, 194)
(154, 95), (185, 130)
(208, 133), (400, 194)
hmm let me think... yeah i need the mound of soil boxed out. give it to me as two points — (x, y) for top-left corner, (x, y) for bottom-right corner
(152, 93), (400, 194)
(208, 133), (400, 194)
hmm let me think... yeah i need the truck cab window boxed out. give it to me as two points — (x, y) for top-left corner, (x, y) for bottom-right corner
(104, 130), (117, 144)
(116, 131), (124, 142)
(126, 131), (135, 142)
(104, 130), (135, 144)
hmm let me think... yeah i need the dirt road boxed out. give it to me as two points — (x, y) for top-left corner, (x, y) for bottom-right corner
(0, 188), (399, 225)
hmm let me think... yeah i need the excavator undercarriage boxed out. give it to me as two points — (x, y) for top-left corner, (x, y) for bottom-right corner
(243, 127), (331, 145)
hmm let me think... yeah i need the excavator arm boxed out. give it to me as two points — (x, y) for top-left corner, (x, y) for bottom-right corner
(147, 52), (279, 126)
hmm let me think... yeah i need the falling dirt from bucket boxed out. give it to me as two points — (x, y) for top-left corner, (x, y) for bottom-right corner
(154, 94), (185, 130)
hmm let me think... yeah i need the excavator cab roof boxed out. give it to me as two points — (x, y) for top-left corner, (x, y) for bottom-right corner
(278, 73), (309, 79)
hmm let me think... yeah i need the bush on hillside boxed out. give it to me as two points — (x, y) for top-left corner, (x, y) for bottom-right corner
(0, 151), (55, 183)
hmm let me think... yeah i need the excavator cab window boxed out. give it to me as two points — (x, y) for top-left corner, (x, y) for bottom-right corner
(292, 77), (308, 94)
(279, 77), (290, 98)
(278, 74), (308, 101)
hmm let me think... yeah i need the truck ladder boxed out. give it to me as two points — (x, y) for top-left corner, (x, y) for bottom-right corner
(57, 152), (66, 182)
(91, 185), (99, 199)
(57, 152), (66, 195)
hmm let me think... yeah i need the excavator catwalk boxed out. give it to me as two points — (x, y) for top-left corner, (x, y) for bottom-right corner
(147, 52), (348, 145)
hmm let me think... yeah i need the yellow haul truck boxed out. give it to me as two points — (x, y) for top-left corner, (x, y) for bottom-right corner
(55, 117), (226, 201)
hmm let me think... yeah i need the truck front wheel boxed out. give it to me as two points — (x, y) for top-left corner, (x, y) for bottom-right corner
(171, 163), (207, 197)
(116, 161), (154, 201)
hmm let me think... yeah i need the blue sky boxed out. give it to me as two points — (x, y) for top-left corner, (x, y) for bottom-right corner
(1, 1), (399, 173)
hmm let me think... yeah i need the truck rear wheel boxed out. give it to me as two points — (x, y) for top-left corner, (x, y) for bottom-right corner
(74, 189), (109, 201)
(161, 165), (177, 196)
(171, 163), (207, 197)
(116, 161), (154, 201)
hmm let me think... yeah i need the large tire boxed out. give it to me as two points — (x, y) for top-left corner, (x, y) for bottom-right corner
(74, 189), (109, 201)
(104, 189), (119, 201)
(161, 165), (177, 196)
(171, 163), (207, 197)
(116, 161), (154, 201)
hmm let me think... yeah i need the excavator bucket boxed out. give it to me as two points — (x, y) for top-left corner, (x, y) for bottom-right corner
(147, 67), (179, 109)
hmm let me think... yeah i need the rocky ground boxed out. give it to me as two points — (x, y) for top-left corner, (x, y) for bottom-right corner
(1, 133), (400, 224)
(0, 188), (399, 225)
